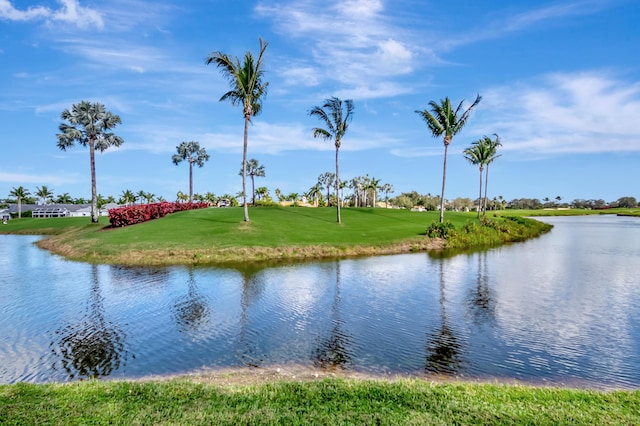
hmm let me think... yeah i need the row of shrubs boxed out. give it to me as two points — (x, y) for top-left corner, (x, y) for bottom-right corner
(108, 202), (208, 227)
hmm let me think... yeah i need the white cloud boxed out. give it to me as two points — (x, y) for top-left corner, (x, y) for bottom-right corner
(0, 0), (48, 21)
(256, 0), (422, 99)
(0, 0), (103, 29)
(479, 71), (640, 155)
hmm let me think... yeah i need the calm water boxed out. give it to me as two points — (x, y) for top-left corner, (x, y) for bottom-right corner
(1, 215), (639, 388)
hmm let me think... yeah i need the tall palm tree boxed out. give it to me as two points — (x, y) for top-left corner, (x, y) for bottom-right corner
(239, 158), (265, 205)
(416, 95), (481, 222)
(9, 186), (30, 218)
(57, 101), (124, 223)
(309, 97), (355, 224)
(172, 141), (210, 203)
(481, 134), (501, 215)
(463, 139), (492, 218)
(35, 185), (54, 205)
(206, 38), (269, 222)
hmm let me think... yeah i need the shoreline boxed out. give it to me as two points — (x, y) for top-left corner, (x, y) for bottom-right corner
(35, 234), (447, 267)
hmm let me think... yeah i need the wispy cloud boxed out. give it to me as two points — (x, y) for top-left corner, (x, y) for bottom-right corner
(442, 0), (613, 50)
(479, 71), (640, 155)
(0, 0), (103, 29)
(255, 0), (425, 99)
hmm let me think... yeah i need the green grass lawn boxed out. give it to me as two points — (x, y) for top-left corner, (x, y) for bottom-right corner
(0, 206), (586, 265)
(1, 207), (487, 265)
(1, 377), (638, 425)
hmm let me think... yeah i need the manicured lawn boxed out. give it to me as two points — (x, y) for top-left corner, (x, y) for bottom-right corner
(2, 207), (486, 265)
(1, 376), (638, 425)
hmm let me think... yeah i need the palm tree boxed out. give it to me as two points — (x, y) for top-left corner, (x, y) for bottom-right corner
(416, 95), (481, 222)
(463, 139), (492, 218)
(144, 192), (155, 204)
(239, 158), (265, 205)
(481, 134), (501, 215)
(380, 183), (394, 208)
(368, 177), (381, 207)
(274, 188), (283, 203)
(176, 191), (189, 203)
(119, 189), (136, 205)
(57, 101), (124, 223)
(309, 97), (355, 224)
(35, 185), (54, 205)
(136, 190), (146, 204)
(9, 186), (30, 218)
(255, 186), (269, 202)
(308, 184), (322, 207)
(204, 192), (217, 206)
(206, 38), (269, 222)
(317, 172), (335, 207)
(172, 141), (210, 203)
(56, 192), (74, 204)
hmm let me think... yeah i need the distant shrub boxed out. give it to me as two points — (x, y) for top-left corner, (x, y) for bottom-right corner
(108, 202), (207, 227)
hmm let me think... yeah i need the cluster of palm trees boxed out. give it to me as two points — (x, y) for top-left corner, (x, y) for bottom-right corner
(207, 38), (493, 224)
(40, 37), (494, 225)
(463, 134), (502, 218)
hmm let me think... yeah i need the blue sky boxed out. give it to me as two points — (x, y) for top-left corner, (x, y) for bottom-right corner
(1, 0), (638, 204)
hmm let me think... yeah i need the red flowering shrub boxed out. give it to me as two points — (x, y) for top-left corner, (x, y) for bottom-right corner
(108, 202), (208, 227)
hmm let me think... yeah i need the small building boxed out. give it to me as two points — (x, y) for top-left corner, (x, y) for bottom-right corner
(32, 206), (70, 218)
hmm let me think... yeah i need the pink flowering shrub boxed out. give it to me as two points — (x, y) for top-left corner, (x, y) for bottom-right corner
(108, 202), (208, 227)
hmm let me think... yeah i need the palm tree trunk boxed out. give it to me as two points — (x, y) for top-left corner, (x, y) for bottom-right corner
(242, 116), (250, 222)
(189, 160), (193, 203)
(251, 175), (255, 205)
(18, 197), (22, 219)
(335, 146), (341, 224)
(89, 139), (99, 223)
(478, 166), (483, 219)
(439, 142), (449, 223)
(483, 165), (490, 215)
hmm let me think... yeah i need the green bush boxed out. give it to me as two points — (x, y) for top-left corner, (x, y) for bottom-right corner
(426, 220), (456, 238)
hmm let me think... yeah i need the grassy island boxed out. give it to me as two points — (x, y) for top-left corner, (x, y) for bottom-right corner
(0, 206), (554, 267)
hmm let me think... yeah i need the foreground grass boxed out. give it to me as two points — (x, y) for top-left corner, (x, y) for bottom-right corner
(0, 207), (553, 266)
(1, 376), (638, 425)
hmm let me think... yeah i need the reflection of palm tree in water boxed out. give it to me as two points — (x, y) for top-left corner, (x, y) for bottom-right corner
(238, 269), (265, 367)
(314, 261), (352, 370)
(467, 252), (496, 325)
(425, 261), (462, 374)
(51, 265), (127, 380)
(173, 269), (210, 332)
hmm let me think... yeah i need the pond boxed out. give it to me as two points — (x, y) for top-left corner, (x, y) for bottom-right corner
(1, 215), (639, 388)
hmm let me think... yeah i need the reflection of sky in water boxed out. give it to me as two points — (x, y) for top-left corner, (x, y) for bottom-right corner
(0, 215), (639, 388)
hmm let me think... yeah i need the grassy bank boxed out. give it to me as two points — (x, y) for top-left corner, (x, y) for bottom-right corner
(0, 207), (552, 266)
(2, 375), (638, 425)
